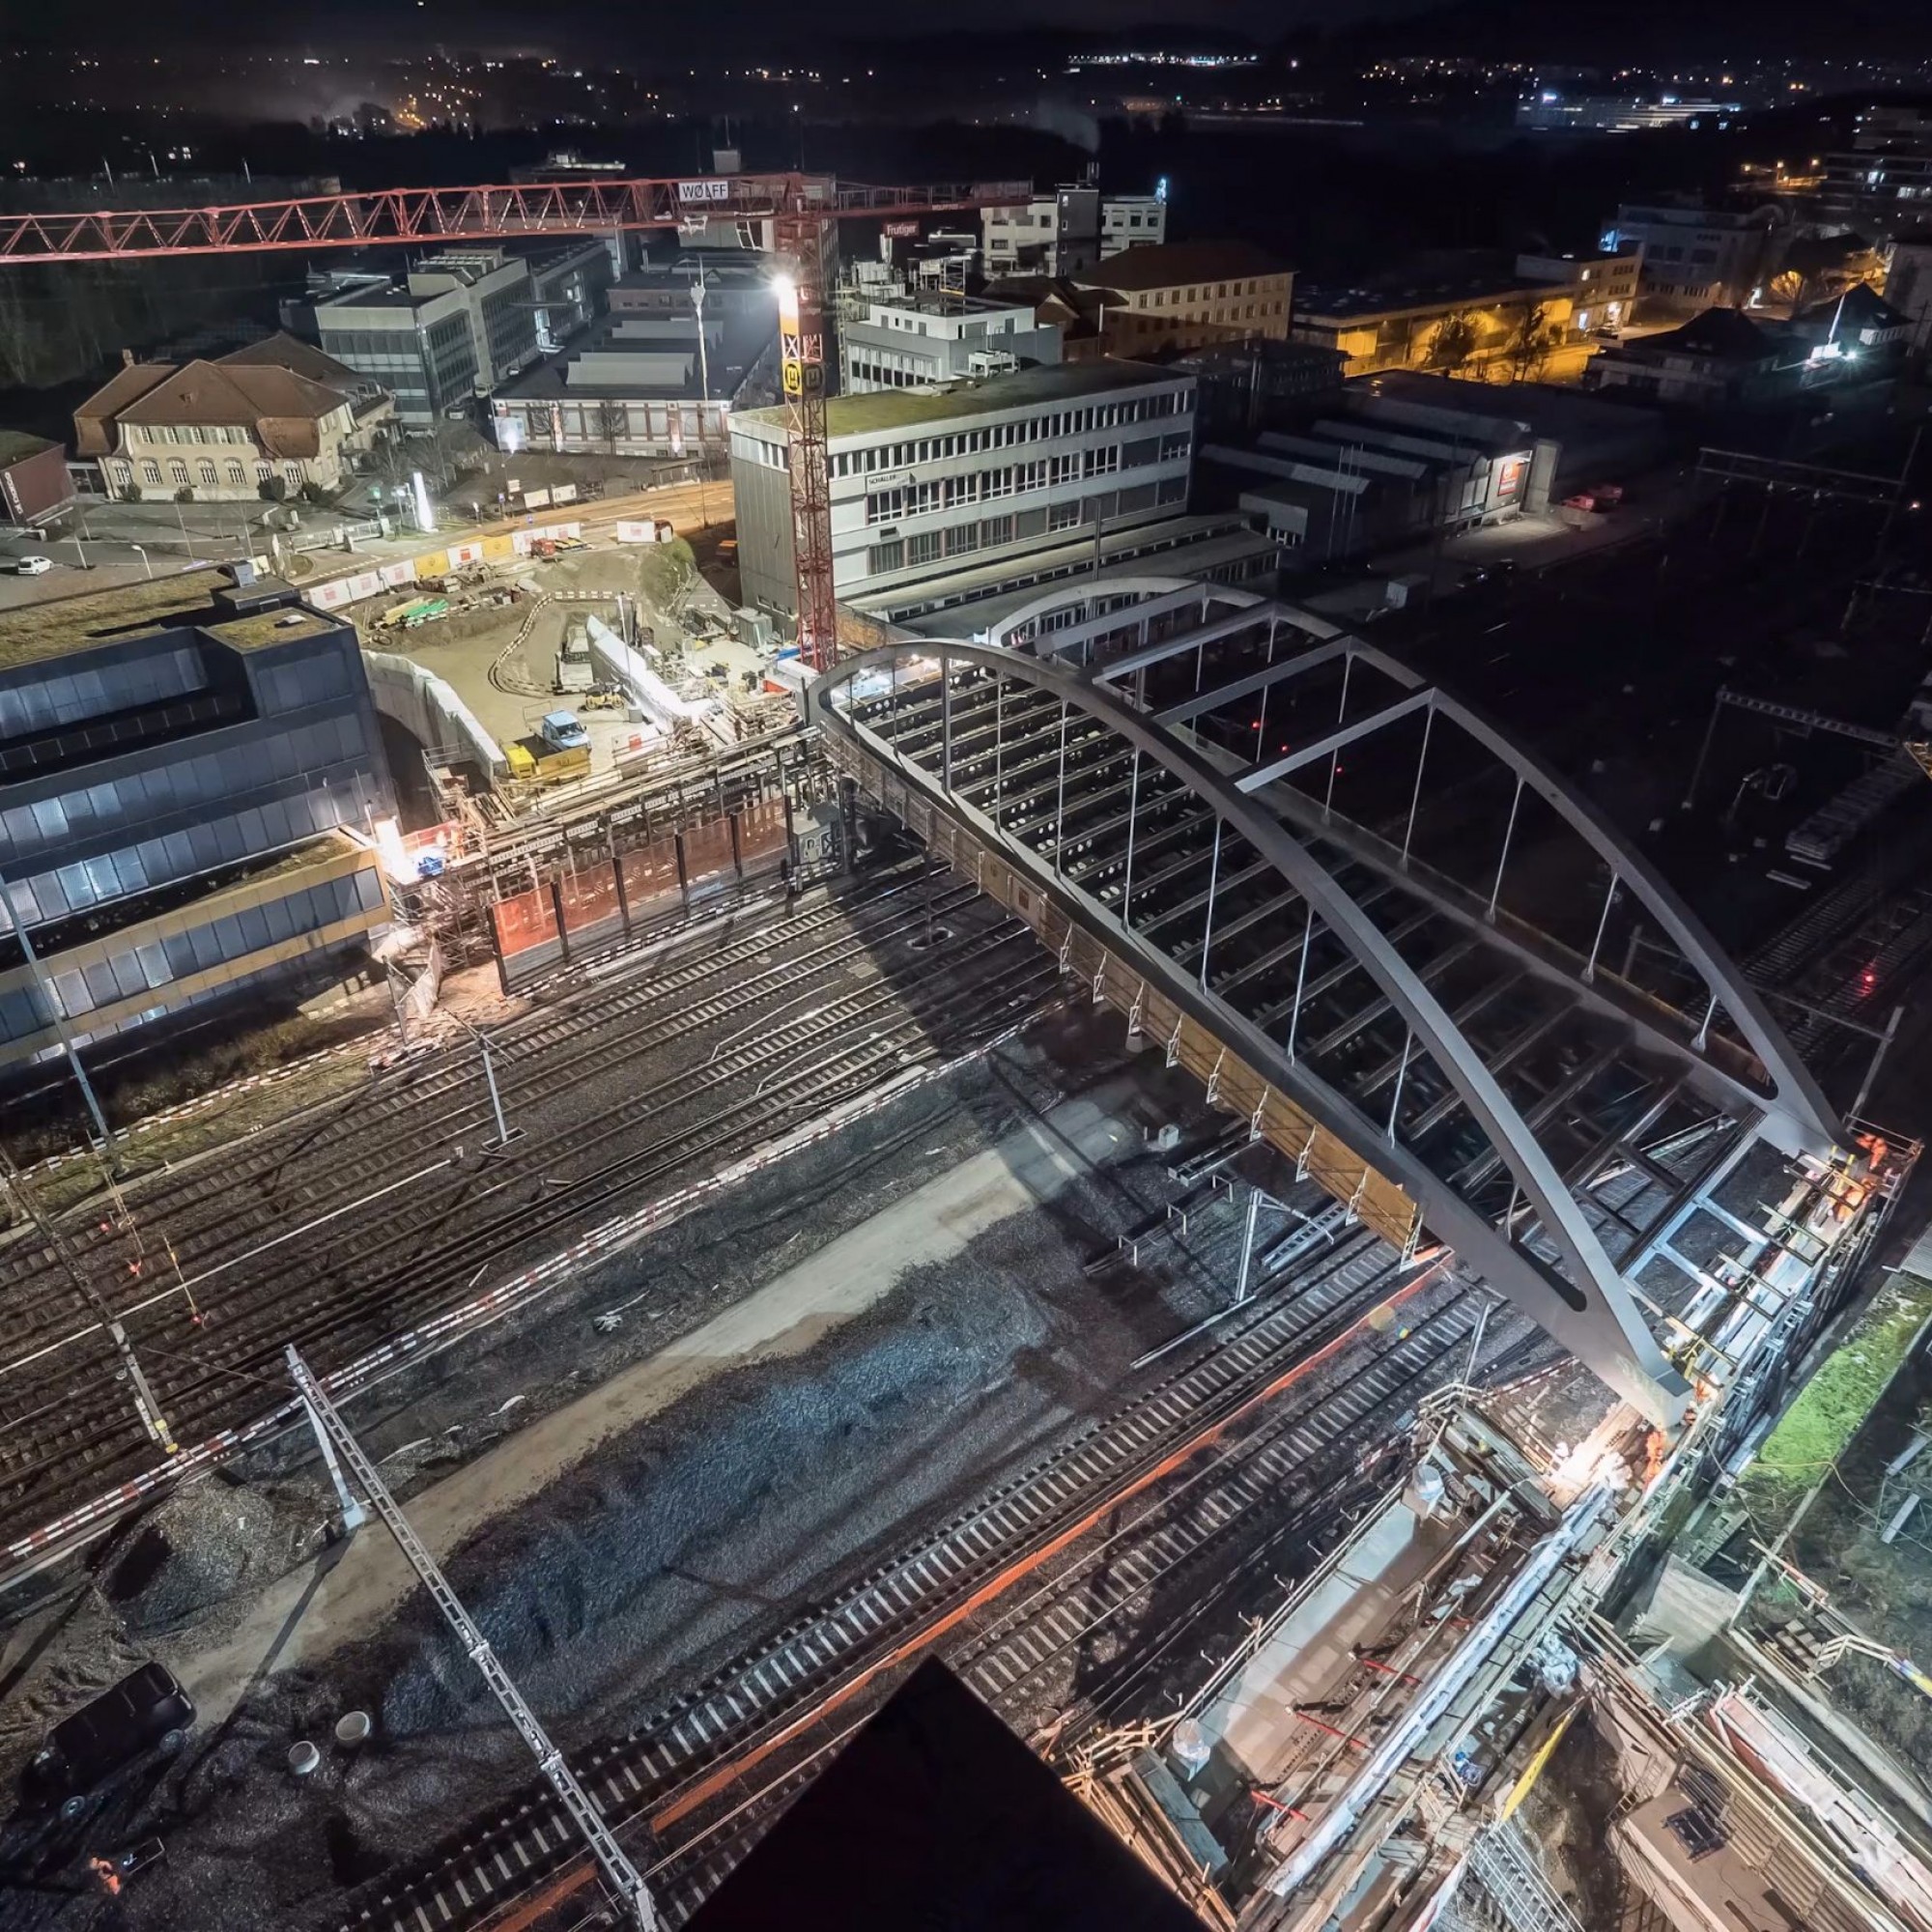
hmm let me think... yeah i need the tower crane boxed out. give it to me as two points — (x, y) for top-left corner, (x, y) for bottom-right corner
(0, 170), (1034, 670)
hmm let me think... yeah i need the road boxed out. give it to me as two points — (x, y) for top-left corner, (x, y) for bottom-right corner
(0, 473), (734, 612)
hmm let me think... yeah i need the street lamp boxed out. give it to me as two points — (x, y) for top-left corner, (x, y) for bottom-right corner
(129, 544), (153, 580)
(691, 261), (713, 526)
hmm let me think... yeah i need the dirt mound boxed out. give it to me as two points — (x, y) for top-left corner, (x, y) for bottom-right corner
(98, 1478), (316, 1635)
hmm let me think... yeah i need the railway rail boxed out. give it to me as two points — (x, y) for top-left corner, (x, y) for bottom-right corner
(338, 1214), (1491, 1932)
(0, 876), (1051, 1546)
(650, 1299), (1520, 1927)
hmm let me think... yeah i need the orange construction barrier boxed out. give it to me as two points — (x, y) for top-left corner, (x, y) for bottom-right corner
(491, 883), (559, 960)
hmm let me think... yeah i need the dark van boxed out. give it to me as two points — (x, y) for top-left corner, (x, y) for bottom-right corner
(24, 1662), (195, 1819)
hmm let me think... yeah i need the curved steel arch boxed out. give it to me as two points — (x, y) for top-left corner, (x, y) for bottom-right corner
(1000, 579), (1836, 1157)
(812, 639), (1699, 1423)
(1264, 627), (1839, 1157)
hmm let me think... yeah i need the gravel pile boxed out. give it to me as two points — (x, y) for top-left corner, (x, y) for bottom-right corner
(98, 1478), (321, 1636)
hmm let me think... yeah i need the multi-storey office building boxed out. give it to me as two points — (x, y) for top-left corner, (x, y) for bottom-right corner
(839, 297), (1063, 394)
(0, 574), (393, 1073)
(314, 249), (541, 426)
(728, 361), (1197, 618)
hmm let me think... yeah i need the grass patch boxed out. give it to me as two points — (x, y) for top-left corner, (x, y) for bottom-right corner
(18, 1050), (378, 1220)
(1735, 1268), (1932, 1530)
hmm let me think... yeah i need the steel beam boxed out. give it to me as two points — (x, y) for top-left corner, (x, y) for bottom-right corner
(1235, 689), (1436, 794)
(814, 647), (1691, 1423)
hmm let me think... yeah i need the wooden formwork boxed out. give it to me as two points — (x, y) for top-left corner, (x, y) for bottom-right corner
(838, 739), (1422, 1259)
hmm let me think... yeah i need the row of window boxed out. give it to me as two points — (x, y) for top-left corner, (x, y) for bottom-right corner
(823, 390), (1191, 479)
(128, 424), (253, 445)
(4, 712), (368, 863)
(122, 458), (302, 490)
(862, 435), (1188, 525)
(867, 511), (1025, 575)
(9, 768), (370, 927)
(0, 869), (383, 1043)
(0, 644), (204, 743)
(1131, 297), (1286, 322)
(846, 361), (940, 389)
(863, 475), (1186, 580)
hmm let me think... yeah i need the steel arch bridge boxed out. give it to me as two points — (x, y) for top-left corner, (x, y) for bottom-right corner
(810, 581), (1847, 1425)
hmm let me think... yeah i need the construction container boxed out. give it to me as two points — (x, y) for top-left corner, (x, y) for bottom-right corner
(506, 737), (591, 783)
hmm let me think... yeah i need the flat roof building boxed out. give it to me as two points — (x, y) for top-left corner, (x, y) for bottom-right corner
(0, 573), (393, 1073)
(840, 295), (1063, 396)
(313, 248), (541, 426)
(491, 258), (777, 462)
(0, 432), (75, 529)
(728, 360), (1198, 620)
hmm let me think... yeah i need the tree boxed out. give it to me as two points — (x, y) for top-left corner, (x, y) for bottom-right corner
(175, 485), (195, 503)
(1506, 302), (1562, 383)
(259, 475), (290, 503)
(636, 536), (697, 616)
(1427, 311), (1480, 376)
(594, 397), (628, 454)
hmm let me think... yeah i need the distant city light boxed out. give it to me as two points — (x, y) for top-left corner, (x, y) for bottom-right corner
(1068, 52), (1262, 70)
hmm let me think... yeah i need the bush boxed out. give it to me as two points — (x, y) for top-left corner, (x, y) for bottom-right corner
(259, 475), (289, 503)
(119, 483), (142, 504)
(637, 535), (697, 613)
(175, 485), (195, 503)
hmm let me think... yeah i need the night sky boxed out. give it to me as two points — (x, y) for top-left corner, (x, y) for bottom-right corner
(8, 0), (1926, 69)
(28, 0), (1920, 52)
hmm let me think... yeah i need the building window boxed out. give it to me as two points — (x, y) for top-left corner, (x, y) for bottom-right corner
(169, 461), (189, 485)
(257, 464), (273, 482)
(198, 462), (217, 485)
(140, 461), (161, 485)
(1048, 500), (1081, 532)
(284, 464), (302, 489)
(227, 462), (246, 484)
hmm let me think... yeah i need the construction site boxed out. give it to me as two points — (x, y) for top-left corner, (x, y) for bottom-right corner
(2, 170), (1932, 1932)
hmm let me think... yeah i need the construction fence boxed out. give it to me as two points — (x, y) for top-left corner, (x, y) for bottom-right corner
(488, 793), (797, 987)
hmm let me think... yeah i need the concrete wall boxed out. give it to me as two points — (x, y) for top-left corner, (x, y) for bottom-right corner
(361, 648), (505, 778)
(733, 445), (800, 617)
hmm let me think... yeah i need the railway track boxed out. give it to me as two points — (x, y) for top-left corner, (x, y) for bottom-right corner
(0, 867), (966, 1276)
(339, 1218), (1464, 1932)
(0, 888), (1052, 1545)
(651, 1296), (1510, 1927)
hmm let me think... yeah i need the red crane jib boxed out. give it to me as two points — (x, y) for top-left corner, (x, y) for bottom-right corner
(0, 175), (1032, 262)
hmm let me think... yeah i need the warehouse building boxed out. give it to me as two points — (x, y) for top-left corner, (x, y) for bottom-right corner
(0, 432), (75, 528)
(728, 360), (1198, 620)
(1199, 371), (1665, 562)
(0, 573), (393, 1074)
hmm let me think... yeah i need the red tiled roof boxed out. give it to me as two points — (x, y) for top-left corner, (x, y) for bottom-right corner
(1073, 241), (1288, 295)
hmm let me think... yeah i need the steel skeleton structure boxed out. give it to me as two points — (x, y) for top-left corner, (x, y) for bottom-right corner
(0, 174), (1033, 262)
(811, 582), (1844, 1423)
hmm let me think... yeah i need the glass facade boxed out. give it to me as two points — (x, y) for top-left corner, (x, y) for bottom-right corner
(1, 603), (394, 1059)
(0, 863), (384, 1056)
(2, 625), (382, 929)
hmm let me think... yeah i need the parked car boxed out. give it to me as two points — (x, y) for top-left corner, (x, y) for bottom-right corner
(8, 554), (52, 576)
(24, 1663), (195, 1819)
